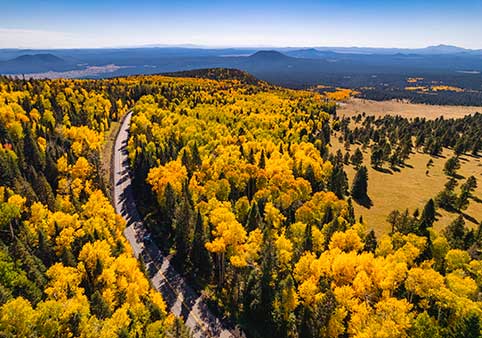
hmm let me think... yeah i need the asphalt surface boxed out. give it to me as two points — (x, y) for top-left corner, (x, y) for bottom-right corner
(113, 111), (243, 338)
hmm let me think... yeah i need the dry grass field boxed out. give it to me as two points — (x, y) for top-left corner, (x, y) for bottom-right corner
(338, 98), (482, 120)
(332, 135), (482, 235)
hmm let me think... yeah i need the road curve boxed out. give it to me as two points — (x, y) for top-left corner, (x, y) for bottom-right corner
(113, 111), (243, 338)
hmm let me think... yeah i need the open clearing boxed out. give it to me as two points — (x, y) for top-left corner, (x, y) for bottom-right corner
(338, 98), (482, 120)
(332, 136), (482, 235)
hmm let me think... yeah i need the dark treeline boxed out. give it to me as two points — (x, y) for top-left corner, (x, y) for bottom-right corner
(358, 87), (482, 107)
(308, 72), (482, 107)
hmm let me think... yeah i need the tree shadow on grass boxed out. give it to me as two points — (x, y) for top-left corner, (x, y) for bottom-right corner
(452, 173), (465, 180)
(354, 195), (373, 209)
(438, 204), (458, 214)
(373, 166), (393, 175)
(436, 206), (479, 225)
(471, 196), (482, 204)
(400, 163), (414, 169)
(429, 153), (446, 159)
(461, 212), (479, 224)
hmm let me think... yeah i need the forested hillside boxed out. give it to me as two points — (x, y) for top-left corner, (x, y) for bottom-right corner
(0, 76), (190, 337)
(0, 71), (481, 338)
(126, 73), (482, 337)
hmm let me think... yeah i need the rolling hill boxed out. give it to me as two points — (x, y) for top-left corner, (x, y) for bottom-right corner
(0, 53), (79, 74)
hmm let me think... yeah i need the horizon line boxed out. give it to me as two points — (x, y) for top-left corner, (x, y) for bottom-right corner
(0, 43), (480, 51)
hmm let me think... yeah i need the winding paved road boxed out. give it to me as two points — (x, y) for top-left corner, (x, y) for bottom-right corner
(113, 112), (243, 338)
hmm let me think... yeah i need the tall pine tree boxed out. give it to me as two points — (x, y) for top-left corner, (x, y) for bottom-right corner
(351, 166), (368, 201)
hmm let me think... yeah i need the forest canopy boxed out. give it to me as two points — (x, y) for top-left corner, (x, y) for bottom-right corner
(125, 72), (482, 337)
(0, 75), (192, 337)
(0, 71), (480, 338)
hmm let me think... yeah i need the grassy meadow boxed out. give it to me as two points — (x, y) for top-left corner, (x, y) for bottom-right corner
(332, 134), (482, 235)
(338, 98), (482, 119)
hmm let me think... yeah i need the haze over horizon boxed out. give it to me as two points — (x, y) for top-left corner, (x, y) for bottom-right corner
(2, 0), (482, 49)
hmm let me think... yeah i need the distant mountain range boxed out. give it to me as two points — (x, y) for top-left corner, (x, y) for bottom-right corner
(114, 43), (482, 55)
(1, 45), (481, 90)
(291, 44), (482, 56)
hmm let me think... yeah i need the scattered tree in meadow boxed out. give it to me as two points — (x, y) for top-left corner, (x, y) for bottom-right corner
(370, 147), (384, 168)
(435, 178), (458, 211)
(443, 156), (460, 177)
(419, 199), (436, 236)
(351, 165), (368, 201)
(351, 148), (364, 168)
(455, 189), (470, 211)
(461, 175), (477, 195)
(444, 215), (467, 249)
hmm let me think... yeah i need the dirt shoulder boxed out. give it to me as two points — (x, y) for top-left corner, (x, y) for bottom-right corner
(100, 115), (127, 202)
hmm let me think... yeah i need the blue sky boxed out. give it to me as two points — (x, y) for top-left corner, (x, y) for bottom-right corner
(1, 0), (481, 49)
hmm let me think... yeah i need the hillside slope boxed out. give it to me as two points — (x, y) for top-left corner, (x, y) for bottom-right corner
(0, 53), (78, 74)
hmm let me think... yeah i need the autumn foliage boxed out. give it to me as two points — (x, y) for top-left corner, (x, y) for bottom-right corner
(0, 72), (481, 337)
(0, 76), (189, 337)
(126, 73), (482, 337)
